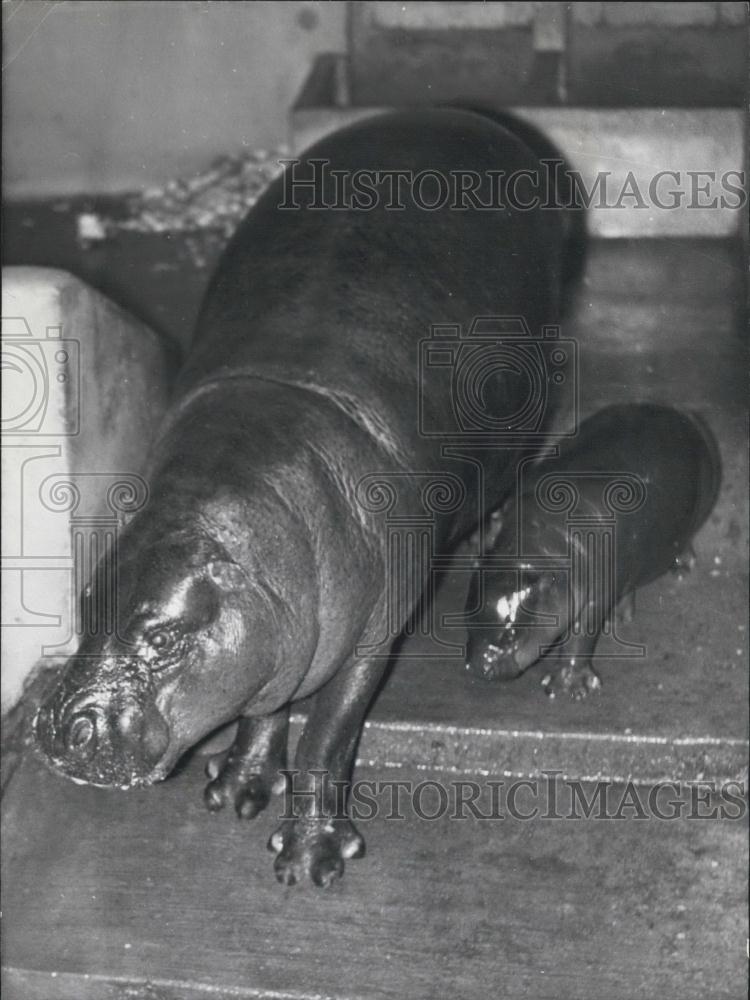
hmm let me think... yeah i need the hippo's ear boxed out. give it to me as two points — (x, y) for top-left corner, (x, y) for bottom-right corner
(206, 560), (246, 593)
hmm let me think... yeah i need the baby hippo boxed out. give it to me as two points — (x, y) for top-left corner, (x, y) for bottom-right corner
(464, 403), (721, 698)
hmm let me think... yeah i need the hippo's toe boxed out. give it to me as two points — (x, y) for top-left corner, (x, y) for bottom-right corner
(203, 751), (277, 819)
(268, 816), (364, 887)
(542, 660), (602, 700)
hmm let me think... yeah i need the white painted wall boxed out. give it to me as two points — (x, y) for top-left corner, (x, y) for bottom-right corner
(2, 1), (346, 198)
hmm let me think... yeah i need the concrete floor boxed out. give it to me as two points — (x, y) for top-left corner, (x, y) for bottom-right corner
(1, 204), (747, 998)
(3, 754), (747, 1000)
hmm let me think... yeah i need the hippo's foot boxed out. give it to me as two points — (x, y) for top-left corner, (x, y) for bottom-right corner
(203, 712), (288, 820)
(268, 816), (365, 887)
(204, 750), (283, 820)
(542, 659), (602, 700)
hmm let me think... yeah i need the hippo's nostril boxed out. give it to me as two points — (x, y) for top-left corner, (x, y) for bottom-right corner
(66, 712), (97, 753)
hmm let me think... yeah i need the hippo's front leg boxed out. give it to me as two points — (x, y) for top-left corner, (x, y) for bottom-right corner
(204, 708), (289, 819)
(268, 654), (387, 887)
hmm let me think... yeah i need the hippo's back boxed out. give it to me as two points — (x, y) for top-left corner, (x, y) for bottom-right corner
(177, 111), (564, 449)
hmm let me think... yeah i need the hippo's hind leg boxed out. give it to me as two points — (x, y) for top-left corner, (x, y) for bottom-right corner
(204, 707), (289, 820)
(540, 629), (603, 701)
(268, 653), (387, 887)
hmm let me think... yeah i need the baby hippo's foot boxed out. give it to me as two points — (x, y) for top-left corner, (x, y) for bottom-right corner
(204, 749), (283, 820)
(268, 816), (365, 888)
(542, 659), (602, 701)
(466, 642), (523, 683)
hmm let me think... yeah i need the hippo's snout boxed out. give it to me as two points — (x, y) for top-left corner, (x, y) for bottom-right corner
(35, 670), (172, 789)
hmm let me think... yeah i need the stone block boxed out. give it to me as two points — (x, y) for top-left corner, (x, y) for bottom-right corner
(1, 268), (172, 711)
(602, 2), (718, 28)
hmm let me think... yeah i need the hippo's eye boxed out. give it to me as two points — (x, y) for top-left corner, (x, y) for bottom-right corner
(146, 627), (176, 654)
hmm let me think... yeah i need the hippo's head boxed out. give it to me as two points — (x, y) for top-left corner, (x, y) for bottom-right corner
(34, 522), (272, 789)
(464, 566), (568, 682)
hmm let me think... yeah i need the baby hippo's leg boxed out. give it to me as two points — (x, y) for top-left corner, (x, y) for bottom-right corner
(204, 708), (289, 819)
(540, 630), (602, 701)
